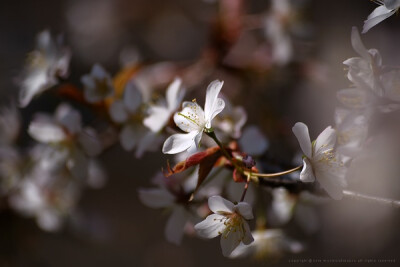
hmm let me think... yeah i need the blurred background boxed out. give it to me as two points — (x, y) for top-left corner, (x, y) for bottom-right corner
(0, 0), (400, 266)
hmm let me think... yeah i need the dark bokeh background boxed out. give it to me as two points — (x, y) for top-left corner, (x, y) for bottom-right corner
(1, 0), (400, 266)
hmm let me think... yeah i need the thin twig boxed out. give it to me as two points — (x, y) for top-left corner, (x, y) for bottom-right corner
(343, 190), (400, 208)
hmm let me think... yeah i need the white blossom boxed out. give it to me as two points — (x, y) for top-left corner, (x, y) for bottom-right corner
(343, 27), (383, 96)
(194, 196), (254, 257)
(363, 0), (400, 33)
(292, 122), (346, 200)
(138, 180), (192, 245)
(81, 63), (114, 103)
(143, 78), (185, 133)
(162, 80), (225, 154)
(109, 81), (162, 157)
(19, 30), (71, 107)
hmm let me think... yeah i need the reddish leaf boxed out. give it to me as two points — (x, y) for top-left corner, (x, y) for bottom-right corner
(164, 146), (221, 177)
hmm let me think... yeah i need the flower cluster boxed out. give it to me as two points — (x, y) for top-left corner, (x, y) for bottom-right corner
(1, 0), (400, 263)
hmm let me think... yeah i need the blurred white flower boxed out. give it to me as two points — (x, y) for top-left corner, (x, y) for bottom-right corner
(343, 27), (383, 96)
(19, 30), (71, 107)
(264, 0), (293, 66)
(268, 188), (296, 225)
(194, 196), (254, 257)
(81, 63), (114, 103)
(363, 0), (400, 33)
(109, 81), (162, 157)
(143, 78), (185, 133)
(334, 108), (369, 159)
(138, 181), (191, 245)
(292, 122), (346, 200)
(28, 103), (102, 180)
(162, 80), (225, 154)
(213, 95), (247, 140)
(229, 229), (303, 259)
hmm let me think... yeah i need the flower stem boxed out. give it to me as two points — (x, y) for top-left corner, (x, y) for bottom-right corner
(240, 172), (251, 202)
(342, 190), (400, 208)
(205, 131), (243, 173)
(245, 165), (302, 179)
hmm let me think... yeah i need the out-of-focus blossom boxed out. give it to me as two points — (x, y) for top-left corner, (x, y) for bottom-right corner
(343, 27), (383, 96)
(162, 80), (225, 154)
(138, 174), (194, 245)
(229, 229), (303, 259)
(381, 70), (400, 102)
(264, 0), (293, 66)
(28, 103), (102, 180)
(81, 63), (114, 103)
(19, 30), (71, 107)
(362, 0), (400, 33)
(194, 196), (254, 257)
(334, 108), (369, 159)
(268, 188), (296, 225)
(213, 95), (247, 140)
(0, 147), (22, 195)
(109, 81), (162, 157)
(292, 122), (346, 200)
(143, 78), (185, 133)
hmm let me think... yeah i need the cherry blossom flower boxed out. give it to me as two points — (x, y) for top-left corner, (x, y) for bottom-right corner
(363, 0), (400, 33)
(292, 122), (346, 200)
(162, 80), (225, 154)
(109, 81), (162, 157)
(0, 104), (20, 146)
(343, 27), (383, 96)
(28, 103), (102, 180)
(213, 95), (247, 140)
(143, 78), (185, 133)
(19, 30), (71, 107)
(81, 63), (114, 103)
(194, 196), (254, 257)
(138, 172), (196, 245)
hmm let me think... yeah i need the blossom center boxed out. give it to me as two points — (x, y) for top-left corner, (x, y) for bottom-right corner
(215, 212), (246, 241)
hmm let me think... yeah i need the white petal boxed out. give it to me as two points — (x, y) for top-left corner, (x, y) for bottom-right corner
(314, 126), (336, 155)
(28, 115), (66, 143)
(194, 213), (226, 239)
(336, 88), (370, 109)
(165, 206), (187, 245)
(119, 125), (138, 151)
(241, 221), (254, 245)
(68, 148), (89, 180)
(300, 158), (315, 182)
(220, 228), (242, 257)
(204, 80), (225, 127)
(143, 106), (170, 133)
(166, 78), (184, 111)
(135, 131), (162, 158)
(78, 128), (102, 156)
(138, 188), (175, 208)
(384, 0), (400, 10)
(162, 131), (198, 154)
(235, 202), (253, 220)
(350, 27), (370, 59)
(315, 170), (344, 200)
(55, 103), (82, 135)
(208, 195), (234, 214)
(174, 102), (205, 133)
(123, 82), (142, 113)
(109, 100), (128, 123)
(292, 122), (312, 158)
(362, 6), (396, 33)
